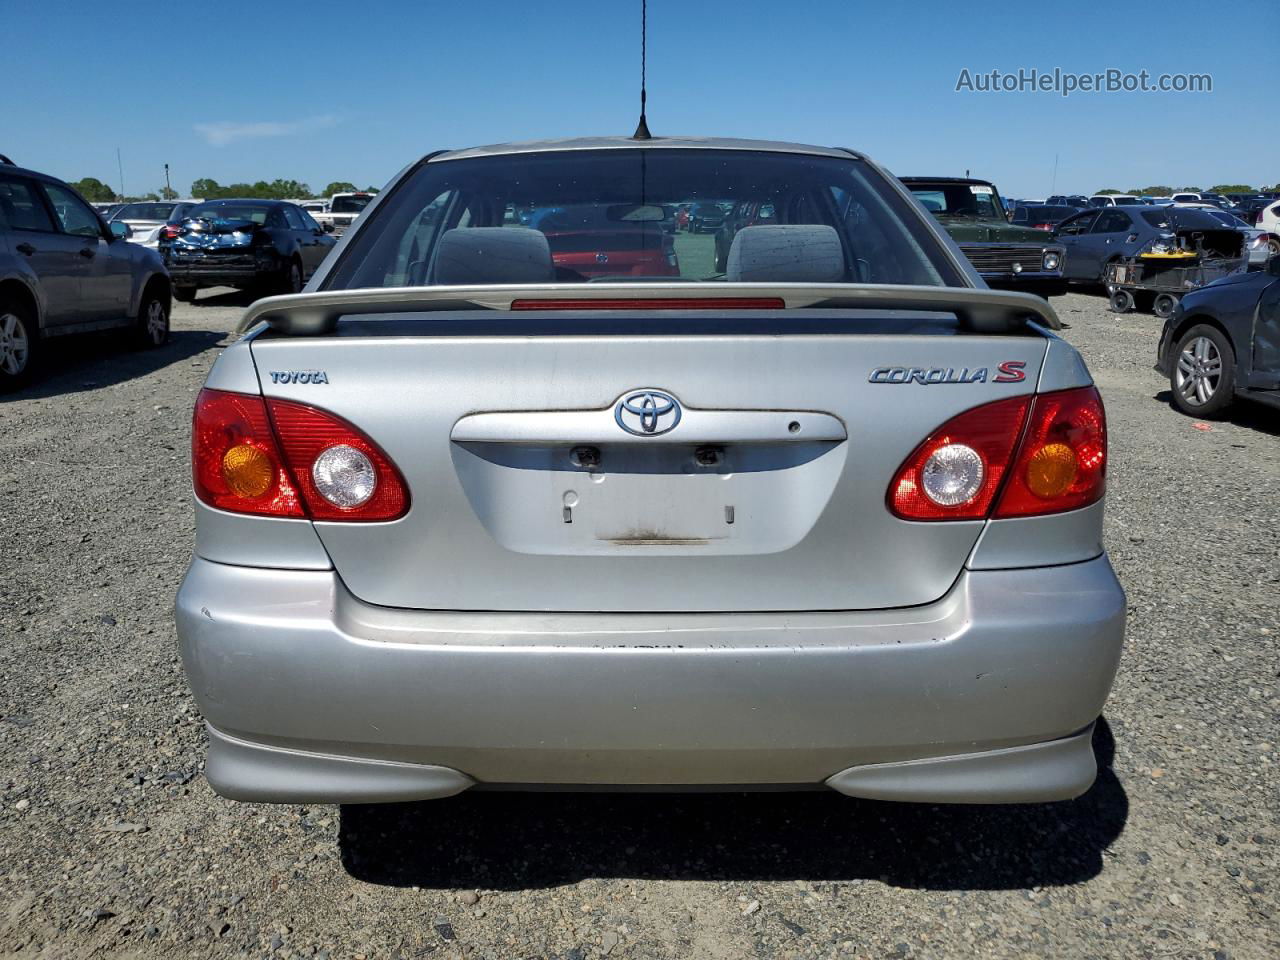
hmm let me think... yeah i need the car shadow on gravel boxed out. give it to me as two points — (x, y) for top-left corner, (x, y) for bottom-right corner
(339, 720), (1127, 892)
(1154, 390), (1280, 437)
(1, 329), (225, 402)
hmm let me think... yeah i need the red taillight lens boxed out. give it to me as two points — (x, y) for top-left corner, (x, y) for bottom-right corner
(888, 396), (1031, 520)
(994, 386), (1106, 518)
(191, 389), (409, 521)
(265, 398), (409, 522)
(510, 298), (785, 311)
(161, 224), (182, 239)
(192, 389), (304, 517)
(887, 386), (1107, 522)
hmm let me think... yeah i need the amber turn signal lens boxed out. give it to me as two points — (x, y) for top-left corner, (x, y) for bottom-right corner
(1025, 442), (1077, 498)
(221, 444), (274, 498)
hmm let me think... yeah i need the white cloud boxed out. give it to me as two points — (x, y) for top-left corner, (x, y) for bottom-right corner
(193, 114), (339, 147)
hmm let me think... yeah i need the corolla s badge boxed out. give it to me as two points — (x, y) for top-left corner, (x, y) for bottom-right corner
(615, 389), (681, 436)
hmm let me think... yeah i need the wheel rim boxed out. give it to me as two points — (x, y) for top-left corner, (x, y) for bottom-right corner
(146, 299), (167, 343)
(0, 312), (30, 375)
(1175, 336), (1223, 406)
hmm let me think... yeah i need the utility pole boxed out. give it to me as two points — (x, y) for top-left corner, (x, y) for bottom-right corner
(164, 163), (171, 196)
(1050, 153), (1059, 194)
(116, 148), (125, 200)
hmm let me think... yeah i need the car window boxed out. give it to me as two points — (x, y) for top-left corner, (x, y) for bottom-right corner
(266, 208), (287, 229)
(0, 176), (57, 233)
(113, 202), (179, 221)
(1091, 210), (1132, 233)
(41, 183), (103, 238)
(283, 205), (306, 230)
(907, 184), (1003, 220)
(1057, 212), (1097, 235)
(298, 208), (323, 232)
(1011, 207), (1029, 223)
(327, 150), (962, 290)
(185, 202), (271, 224)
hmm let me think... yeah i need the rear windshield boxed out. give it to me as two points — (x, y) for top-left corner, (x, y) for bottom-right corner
(907, 184), (1003, 220)
(112, 202), (180, 220)
(323, 149), (963, 289)
(185, 202), (272, 224)
(331, 195), (372, 213)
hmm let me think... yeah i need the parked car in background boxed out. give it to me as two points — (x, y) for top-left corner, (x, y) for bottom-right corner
(1053, 206), (1245, 284)
(1089, 195), (1141, 207)
(1199, 193), (1230, 209)
(532, 203), (679, 279)
(1047, 195), (1089, 208)
(175, 135), (1124, 807)
(109, 200), (198, 249)
(1254, 199), (1280, 256)
(0, 161), (170, 389)
(1155, 256), (1280, 415)
(687, 202), (728, 233)
(901, 176), (1066, 297)
(1197, 209), (1271, 267)
(1010, 204), (1082, 231)
(313, 191), (374, 234)
(159, 198), (336, 302)
(713, 199), (776, 271)
(299, 200), (328, 216)
(1170, 193), (1202, 204)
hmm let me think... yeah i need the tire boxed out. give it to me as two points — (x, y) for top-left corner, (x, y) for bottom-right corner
(1109, 289), (1134, 313)
(1268, 236), (1280, 257)
(1170, 324), (1235, 417)
(278, 258), (303, 295)
(131, 286), (170, 349)
(1152, 293), (1179, 320)
(174, 286), (197, 303)
(0, 297), (37, 393)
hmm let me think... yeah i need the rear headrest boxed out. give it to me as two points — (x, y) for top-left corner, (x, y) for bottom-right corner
(433, 227), (554, 285)
(726, 225), (845, 283)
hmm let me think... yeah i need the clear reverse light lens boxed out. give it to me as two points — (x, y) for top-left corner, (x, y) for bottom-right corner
(921, 443), (985, 506)
(311, 444), (376, 508)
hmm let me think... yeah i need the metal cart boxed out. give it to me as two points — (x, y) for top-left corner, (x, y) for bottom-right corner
(1106, 252), (1247, 318)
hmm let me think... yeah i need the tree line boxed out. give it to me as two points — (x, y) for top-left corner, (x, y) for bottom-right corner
(1094, 184), (1273, 197)
(68, 176), (378, 203)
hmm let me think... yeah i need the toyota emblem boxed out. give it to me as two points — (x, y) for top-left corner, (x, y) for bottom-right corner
(615, 389), (681, 436)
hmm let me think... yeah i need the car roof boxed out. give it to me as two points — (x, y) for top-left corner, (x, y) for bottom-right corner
(898, 176), (996, 188)
(431, 136), (860, 163)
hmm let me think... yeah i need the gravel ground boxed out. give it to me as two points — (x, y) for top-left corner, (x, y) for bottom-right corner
(0, 289), (1276, 960)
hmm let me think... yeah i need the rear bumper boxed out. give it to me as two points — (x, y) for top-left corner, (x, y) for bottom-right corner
(176, 555), (1125, 803)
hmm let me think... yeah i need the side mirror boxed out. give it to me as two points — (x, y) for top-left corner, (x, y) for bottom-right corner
(109, 221), (132, 240)
(322, 222), (334, 233)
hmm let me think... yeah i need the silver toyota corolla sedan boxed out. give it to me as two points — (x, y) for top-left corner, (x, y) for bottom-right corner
(176, 136), (1125, 805)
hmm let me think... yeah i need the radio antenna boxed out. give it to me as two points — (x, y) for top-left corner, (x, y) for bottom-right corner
(632, 0), (651, 140)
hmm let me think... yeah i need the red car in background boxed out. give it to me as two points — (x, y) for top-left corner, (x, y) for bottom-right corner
(534, 205), (680, 279)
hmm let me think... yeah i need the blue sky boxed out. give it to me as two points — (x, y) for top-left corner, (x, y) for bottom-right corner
(7, 0), (1277, 198)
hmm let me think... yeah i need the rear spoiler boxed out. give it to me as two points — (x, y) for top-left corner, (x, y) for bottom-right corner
(235, 282), (1062, 336)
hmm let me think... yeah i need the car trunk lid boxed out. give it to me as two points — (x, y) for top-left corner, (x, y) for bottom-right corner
(246, 290), (1052, 613)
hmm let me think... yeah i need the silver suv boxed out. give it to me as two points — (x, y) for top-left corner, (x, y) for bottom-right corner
(176, 137), (1125, 806)
(0, 158), (171, 390)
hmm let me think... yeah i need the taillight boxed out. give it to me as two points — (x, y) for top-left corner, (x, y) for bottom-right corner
(887, 386), (1107, 521)
(888, 396), (1031, 521)
(994, 386), (1106, 518)
(191, 388), (409, 521)
(192, 389), (304, 517)
(510, 298), (785, 311)
(161, 224), (182, 239)
(265, 398), (409, 521)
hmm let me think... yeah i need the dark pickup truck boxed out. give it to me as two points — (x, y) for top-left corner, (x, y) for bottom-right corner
(901, 177), (1067, 298)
